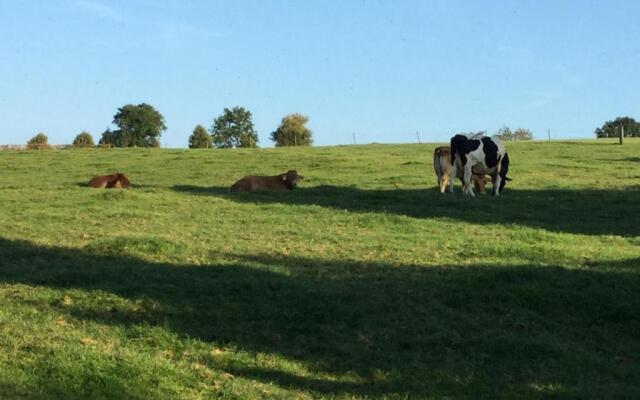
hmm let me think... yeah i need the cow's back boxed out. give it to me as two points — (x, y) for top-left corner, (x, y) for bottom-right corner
(88, 175), (113, 188)
(88, 173), (130, 189)
(230, 175), (288, 192)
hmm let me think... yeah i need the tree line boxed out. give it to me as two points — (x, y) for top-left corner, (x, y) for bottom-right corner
(23, 102), (639, 149)
(25, 103), (313, 149)
(595, 116), (640, 138)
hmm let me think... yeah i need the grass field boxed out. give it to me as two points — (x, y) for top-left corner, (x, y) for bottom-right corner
(1, 139), (639, 399)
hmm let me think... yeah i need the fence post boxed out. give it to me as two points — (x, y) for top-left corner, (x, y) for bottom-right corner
(620, 125), (624, 145)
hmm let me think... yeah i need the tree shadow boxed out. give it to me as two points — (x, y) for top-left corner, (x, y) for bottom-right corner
(172, 184), (640, 237)
(1, 237), (639, 398)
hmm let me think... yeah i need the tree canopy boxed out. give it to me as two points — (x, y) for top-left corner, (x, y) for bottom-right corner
(595, 117), (640, 138)
(72, 131), (94, 147)
(27, 132), (50, 149)
(99, 103), (166, 147)
(513, 128), (533, 141)
(270, 113), (313, 147)
(494, 126), (532, 141)
(210, 107), (258, 148)
(188, 125), (212, 148)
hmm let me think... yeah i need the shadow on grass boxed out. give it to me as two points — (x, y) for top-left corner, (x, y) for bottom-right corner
(172, 184), (640, 237)
(74, 181), (156, 190)
(1, 237), (639, 398)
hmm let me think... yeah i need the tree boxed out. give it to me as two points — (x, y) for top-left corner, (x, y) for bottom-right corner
(270, 113), (313, 147)
(188, 125), (212, 148)
(494, 126), (513, 141)
(101, 103), (166, 147)
(513, 128), (533, 141)
(210, 107), (258, 148)
(72, 131), (95, 147)
(595, 116), (640, 138)
(493, 126), (532, 141)
(27, 132), (50, 149)
(99, 128), (119, 147)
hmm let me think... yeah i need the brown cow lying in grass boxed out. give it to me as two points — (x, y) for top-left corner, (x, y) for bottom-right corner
(433, 146), (487, 194)
(230, 170), (303, 192)
(88, 173), (130, 189)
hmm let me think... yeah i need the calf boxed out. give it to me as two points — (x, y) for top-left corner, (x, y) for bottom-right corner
(230, 170), (303, 192)
(88, 173), (130, 189)
(449, 134), (511, 196)
(433, 146), (487, 194)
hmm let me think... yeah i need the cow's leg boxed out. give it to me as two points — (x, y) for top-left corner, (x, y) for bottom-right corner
(490, 174), (498, 196)
(493, 162), (503, 196)
(494, 175), (503, 196)
(439, 174), (449, 193)
(463, 163), (474, 196)
(449, 163), (456, 194)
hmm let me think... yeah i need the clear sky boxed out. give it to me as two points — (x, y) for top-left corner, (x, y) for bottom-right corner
(0, 0), (638, 147)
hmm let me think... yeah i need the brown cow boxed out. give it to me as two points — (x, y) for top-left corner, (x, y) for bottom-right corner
(230, 170), (303, 192)
(433, 146), (487, 194)
(88, 173), (130, 189)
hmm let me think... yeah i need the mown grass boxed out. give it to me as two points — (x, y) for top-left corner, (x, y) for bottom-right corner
(0, 139), (639, 399)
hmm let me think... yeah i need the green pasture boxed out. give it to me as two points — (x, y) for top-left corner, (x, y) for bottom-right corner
(0, 139), (639, 399)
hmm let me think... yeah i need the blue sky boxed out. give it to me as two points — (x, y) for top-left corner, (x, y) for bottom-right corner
(0, 0), (638, 147)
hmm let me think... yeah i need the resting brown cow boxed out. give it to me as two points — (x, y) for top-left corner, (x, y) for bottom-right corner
(88, 173), (130, 189)
(433, 146), (486, 194)
(230, 170), (303, 192)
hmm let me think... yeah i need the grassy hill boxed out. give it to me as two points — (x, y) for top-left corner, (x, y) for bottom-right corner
(1, 139), (639, 399)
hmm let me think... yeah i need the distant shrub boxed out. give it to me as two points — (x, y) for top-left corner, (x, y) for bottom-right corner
(513, 128), (533, 141)
(72, 131), (95, 147)
(188, 125), (212, 148)
(27, 132), (51, 150)
(494, 126), (513, 141)
(270, 113), (313, 147)
(494, 126), (532, 141)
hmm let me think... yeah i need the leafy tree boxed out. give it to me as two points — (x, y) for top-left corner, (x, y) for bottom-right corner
(494, 126), (513, 141)
(210, 107), (258, 148)
(188, 125), (212, 148)
(27, 132), (50, 149)
(270, 113), (313, 147)
(100, 103), (166, 147)
(72, 131), (95, 147)
(99, 128), (119, 147)
(595, 116), (640, 138)
(513, 128), (533, 141)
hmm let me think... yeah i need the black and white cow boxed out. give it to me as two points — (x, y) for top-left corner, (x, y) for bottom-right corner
(449, 133), (511, 196)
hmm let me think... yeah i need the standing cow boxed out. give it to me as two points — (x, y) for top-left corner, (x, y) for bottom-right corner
(449, 133), (511, 196)
(433, 146), (487, 194)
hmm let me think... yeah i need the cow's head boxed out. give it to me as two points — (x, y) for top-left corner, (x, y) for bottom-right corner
(472, 175), (487, 194)
(499, 153), (511, 192)
(114, 173), (130, 188)
(283, 170), (303, 188)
